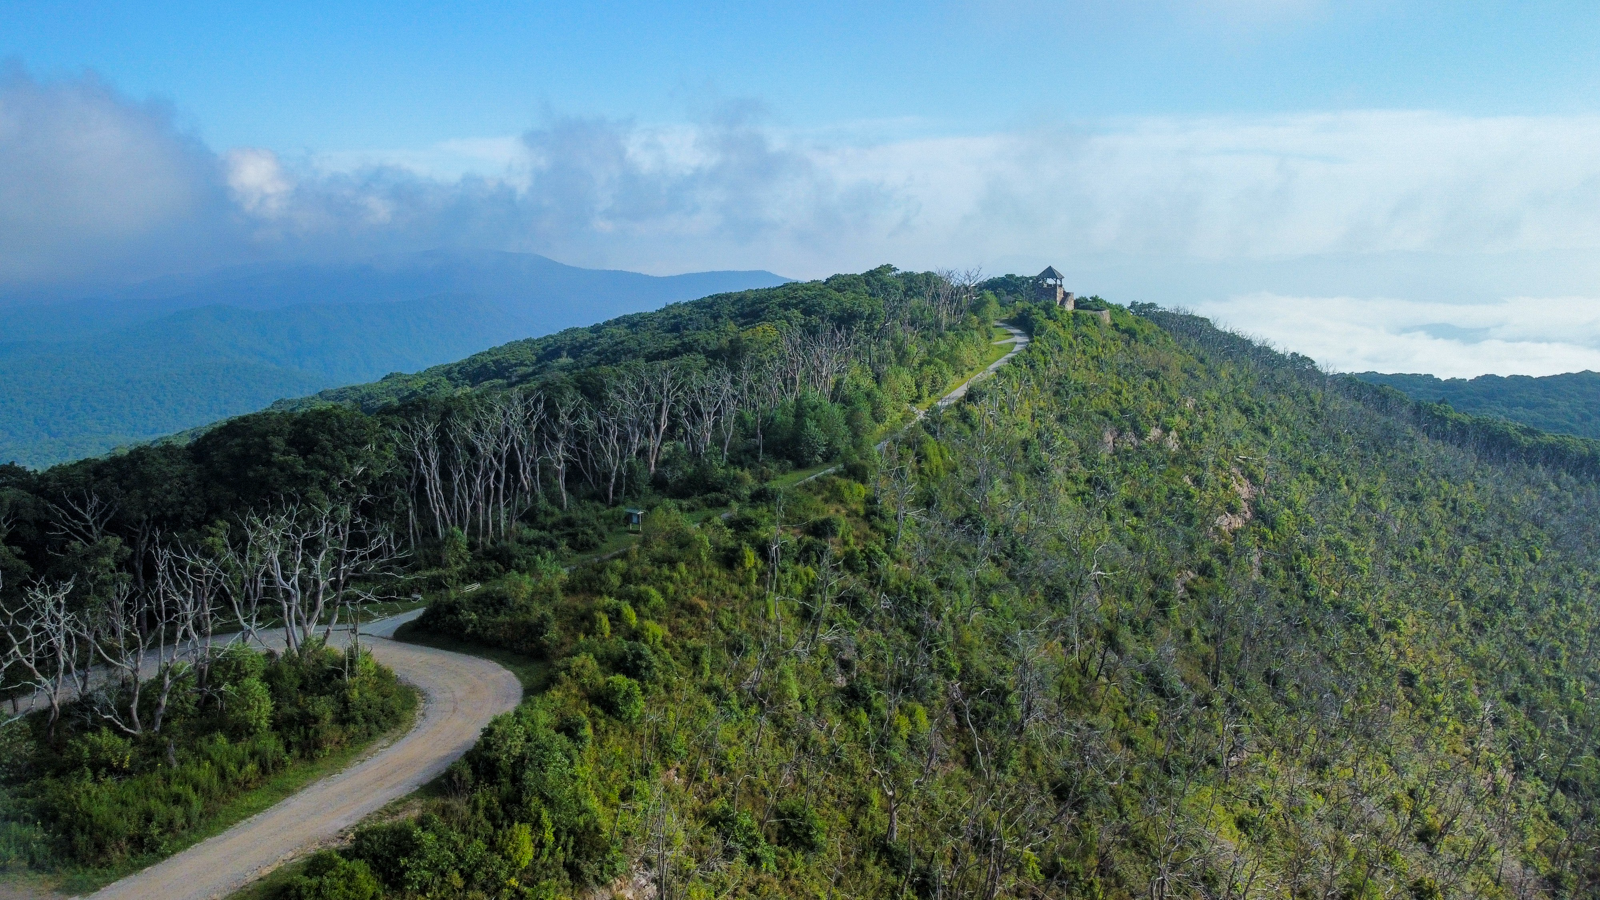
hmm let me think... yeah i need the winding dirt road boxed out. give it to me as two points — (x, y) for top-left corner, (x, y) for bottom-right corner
(85, 611), (521, 900)
(26, 324), (1032, 898)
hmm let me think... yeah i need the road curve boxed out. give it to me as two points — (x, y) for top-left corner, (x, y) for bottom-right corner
(87, 612), (522, 900)
(871, 321), (1031, 453)
(934, 321), (1030, 410)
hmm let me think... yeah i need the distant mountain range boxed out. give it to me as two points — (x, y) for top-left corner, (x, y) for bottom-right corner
(1354, 370), (1600, 440)
(0, 251), (787, 468)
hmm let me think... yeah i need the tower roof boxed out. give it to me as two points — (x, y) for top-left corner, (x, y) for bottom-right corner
(1037, 266), (1065, 281)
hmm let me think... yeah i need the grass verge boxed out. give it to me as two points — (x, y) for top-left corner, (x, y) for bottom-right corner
(917, 327), (1016, 412)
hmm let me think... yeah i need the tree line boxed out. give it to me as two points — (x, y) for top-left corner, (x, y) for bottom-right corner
(1, 267), (999, 716)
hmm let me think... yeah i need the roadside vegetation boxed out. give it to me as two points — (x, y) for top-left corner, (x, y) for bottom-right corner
(0, 640), (413, 886)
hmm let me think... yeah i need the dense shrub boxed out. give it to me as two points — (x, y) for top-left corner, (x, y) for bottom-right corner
(597, 674), (643, 722)
(0, 644), (413, 870)
(336, 300), (1600, 898)
(417, 567), (564, 658)
(775, 799), (825, 853)
(283, 850), (382, 900)
(340, 702), (624, 897)
(23, 269), (1600, 898)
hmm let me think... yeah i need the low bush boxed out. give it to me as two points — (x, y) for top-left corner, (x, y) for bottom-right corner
(283, 850), (382, 900)
(334, 702), (624, 897)
(597, 674), (643, 722)
(417, 569), (565, 659)
(0, 643), (414, 871)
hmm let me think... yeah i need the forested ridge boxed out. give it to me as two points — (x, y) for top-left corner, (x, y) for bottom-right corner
(0, 250), (787, 469)
(1354, 370), (1600, 442)
(5, 268), (1600, 898)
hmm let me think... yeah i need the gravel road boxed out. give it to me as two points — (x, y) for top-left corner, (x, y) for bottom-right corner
(873, 320), (1030, 450)
(82, 611), (521, 900)
(782, 321), (1031, 490)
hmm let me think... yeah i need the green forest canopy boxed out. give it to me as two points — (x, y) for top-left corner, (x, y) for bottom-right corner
(1355, 370), (1600, 441)
(4, 269), (1600, 898)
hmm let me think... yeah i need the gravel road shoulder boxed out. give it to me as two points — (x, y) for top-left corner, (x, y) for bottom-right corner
(83, 613), (520, 900)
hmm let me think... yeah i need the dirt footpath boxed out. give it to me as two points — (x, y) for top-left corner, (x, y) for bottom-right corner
(86, 620), (521, 900)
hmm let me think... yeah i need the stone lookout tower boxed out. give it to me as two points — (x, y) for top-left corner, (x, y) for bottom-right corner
(1036, 266), (1075, 309)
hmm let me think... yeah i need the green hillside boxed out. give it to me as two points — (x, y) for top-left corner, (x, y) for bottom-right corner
(5, 271), (1600, 898)
(273, 275), (922, 413)
(1355, 370), (1600, 440)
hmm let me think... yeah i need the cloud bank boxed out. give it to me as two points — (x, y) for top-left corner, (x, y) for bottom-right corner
(1189, 293), (1600, 378)
(6, 67), (1600, 375)
(0, 66), (237, 285)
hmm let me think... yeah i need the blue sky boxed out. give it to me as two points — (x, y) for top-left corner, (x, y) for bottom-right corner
(6, 1), (1600, 375)
(11, 1), (1600, 147)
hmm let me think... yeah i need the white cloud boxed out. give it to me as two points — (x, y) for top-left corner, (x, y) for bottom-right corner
(438, 109), (1600, 279)
(224, 147), (293, 216)
(13, 71), (1600, 283)
(1189, 293), (1600, 378)
(0, 67), (231, 284)
(819, 111), (1600, 268)
(308, 136), (526, 181)
(9, 67), (1600, 376)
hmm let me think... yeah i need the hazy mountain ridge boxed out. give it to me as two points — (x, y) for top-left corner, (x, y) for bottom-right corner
(0, 251), (787, 468)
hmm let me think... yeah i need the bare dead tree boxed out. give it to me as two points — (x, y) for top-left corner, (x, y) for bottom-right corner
(87, 546), (214, 735)
(804, 326), (858, 398)
(683, 366), (734, 460)
(743, 357), (783, 461)
(395, 418), (451, 544)
(644, 782), (681, 900)
(509, 389), (547, 512)
(543, 391), (582, 510)
(0, 575), (83, 730)
(202, 520), (274, 648)
(776, 326), (859, 402)
(398, 393), (555, 545)
(877, 443), (922, 548)
(1006, 622), (1058, 737)
(776, 330), (809, 402)
(174, 544), (225, 663)
(944, 266), (984, 317)
(718, 363), (748, 462)
(639, 363), (686, 476)
(799, 543), (842, 655)
(582, 394), (633, 506)
(49, 492), (116, 546)
(926, 270), (962, 331)
(86, 581), (159, 735)
(460, 399), (518, 541)
(252, 502), (403, 655)
(766, 495), (786, 607)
